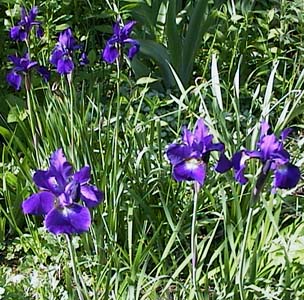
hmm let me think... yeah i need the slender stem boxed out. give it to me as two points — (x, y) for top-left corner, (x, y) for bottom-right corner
(65, 234), (85, 300)
(239, 161), (270, 298)
(67, 75), (74, 162)
(191, 182), (200, 296)
(238, 206), (253, 300)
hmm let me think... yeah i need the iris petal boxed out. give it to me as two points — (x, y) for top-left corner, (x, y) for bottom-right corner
(215, 153), (232, 173)
(22, 191), (55, 215)
(173, 160), (206, 185)
(73, 166), (90, 183)
(274, 163), (301, 189)
(166, 143), (192, 165)
(80, 185), (104, 208)
(45, 204), (91, 235)
(102, 43), (119, 63)
(49, 148), (73, 179)
(6, 71), (22, 90)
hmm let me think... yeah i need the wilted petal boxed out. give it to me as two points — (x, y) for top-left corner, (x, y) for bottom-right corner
(80, 185), (103, 208)
(22, 191), (55, 215)
(6, 71), (22, 90)
(45, 204), (91, 235)
(166, 143), (192, 165)
(173, 159), (206, 185)
(102, 43), (119, 63)
(274, 163), (301, 189)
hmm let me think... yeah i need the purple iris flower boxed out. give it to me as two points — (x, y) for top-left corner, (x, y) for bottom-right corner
(6, 53), (50, 91)
(232, 121), (301, 190)
(22, 149), (103, 235)
(50, 28), (80, 74)
(102, 21), (140, 64)
(6, 53), (37, 90)
(166, 118), (232, 186)
(10, 6), (43, 41)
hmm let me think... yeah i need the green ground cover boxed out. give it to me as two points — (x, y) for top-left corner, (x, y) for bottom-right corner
(1, 0), (304, 299)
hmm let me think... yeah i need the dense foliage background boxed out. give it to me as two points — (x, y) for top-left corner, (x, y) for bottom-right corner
(1, 0), (304, 299)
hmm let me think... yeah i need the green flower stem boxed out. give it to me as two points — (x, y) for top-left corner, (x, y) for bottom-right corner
(239, 162), (270, 299)
(65, 234), (88, 300)
(238, 206), (253, 300)
(191, 181), (200, 296)
(67, 75), (75, 161)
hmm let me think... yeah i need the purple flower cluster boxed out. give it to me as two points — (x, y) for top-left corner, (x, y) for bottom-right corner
(10, 6), (43, 41)
(7, 6), (140, 89)
(22, 149), (103, 235)
(7, 6), (50, 91)
(166, 119), (301, 193)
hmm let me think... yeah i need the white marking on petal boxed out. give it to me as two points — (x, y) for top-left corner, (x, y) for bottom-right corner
(185, 159), (200, 171)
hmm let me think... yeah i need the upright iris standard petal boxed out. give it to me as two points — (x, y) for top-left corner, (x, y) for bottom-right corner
(22, 148), (104, 235)
(73, 166), (91, 183)
(166, 118), (231, 185)
(45, 204), (91, 234)
(102, 20), (140, 63)
(49, 148), (73, 181)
